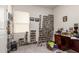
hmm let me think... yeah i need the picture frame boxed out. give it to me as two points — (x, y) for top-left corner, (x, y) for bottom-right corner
(30, 17), (34, 21)
(8, 13), (13, 20)
(35, 18), (40, 22)
(74, 23), (78, 27)
(63, 16), (67, 22)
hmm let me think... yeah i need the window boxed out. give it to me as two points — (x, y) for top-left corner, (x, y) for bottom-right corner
(14, 11), (30, 33)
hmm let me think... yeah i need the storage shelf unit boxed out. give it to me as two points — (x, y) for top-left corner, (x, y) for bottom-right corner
(39, 29), (46, 42)
(30, 30), (36, 43)
(40, 15), (54, 41)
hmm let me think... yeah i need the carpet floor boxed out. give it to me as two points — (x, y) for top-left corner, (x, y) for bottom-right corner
(11, 43), (77, 53)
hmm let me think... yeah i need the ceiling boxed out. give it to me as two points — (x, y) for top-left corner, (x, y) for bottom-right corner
(35, 5), (58, 9)
(13, 5), (58, 10)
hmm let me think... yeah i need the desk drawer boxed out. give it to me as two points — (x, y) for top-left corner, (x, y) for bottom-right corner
(71, 40), (79, 52)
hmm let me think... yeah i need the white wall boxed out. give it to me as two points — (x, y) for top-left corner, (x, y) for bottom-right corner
(13, 5), (53, 42)
(13, 5), (53, 18)
(13, 5), (53, 30)
(14, 11), (30, 33)
(14, 11), (30, 42)
(53, 5), (79, 33)
(0, 6), (7, 53)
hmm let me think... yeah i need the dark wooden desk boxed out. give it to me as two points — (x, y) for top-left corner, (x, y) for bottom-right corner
(70, 39), (79, 52)
(55, 34), (70, 51)
(55, 34), (79, 52)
